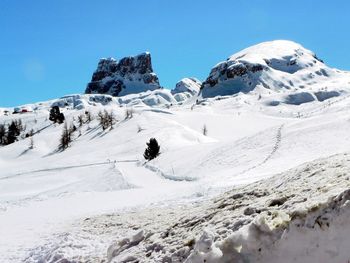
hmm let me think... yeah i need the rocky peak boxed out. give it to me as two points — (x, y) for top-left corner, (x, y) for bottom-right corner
(85, 52), (161, 97)
(200, 40), (337, 99)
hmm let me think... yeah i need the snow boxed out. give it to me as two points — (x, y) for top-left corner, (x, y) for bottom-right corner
(1, 40), (350, 262)
(172, 78), (201, 95)
(200, 40), (350, 107)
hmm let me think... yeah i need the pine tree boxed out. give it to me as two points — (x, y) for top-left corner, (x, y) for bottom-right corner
(49, 106), (65, 124)
(59, 123), (72, 150)
(143, 138), (160, 160)
(6, 120), (22, 144)
(0, 124), (6, 145)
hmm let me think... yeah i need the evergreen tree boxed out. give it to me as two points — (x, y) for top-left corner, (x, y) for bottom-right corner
(59, 123), (72, 150)
(0, 124), (6, 145)
(6, 120), (23, 144)
(143, 138), (160, 160)
(49, 106), (65, 124)
(6, 122), (18, 144)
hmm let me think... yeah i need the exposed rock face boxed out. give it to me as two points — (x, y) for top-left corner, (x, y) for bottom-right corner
(171, 78), (201, 95)
(200, 40), (348, 102)
(85, 52), (161, 97)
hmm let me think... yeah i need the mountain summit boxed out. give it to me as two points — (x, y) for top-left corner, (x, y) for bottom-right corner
(200, 40), (349, 104)
(85, 52), (161, 97)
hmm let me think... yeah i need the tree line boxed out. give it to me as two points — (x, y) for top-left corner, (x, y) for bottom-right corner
(1, 105), (162, 161)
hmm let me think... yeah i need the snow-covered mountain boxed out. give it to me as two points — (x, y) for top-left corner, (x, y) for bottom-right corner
(85, 52), (161, 96)
(172, 78), (201, 95)
(200, 40), (350, 106)
(2, 40), (350, 262)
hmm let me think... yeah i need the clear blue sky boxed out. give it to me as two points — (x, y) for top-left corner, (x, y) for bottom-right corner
(1, 0), (349, 107)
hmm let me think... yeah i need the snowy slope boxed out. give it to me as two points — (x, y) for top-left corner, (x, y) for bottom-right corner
(1, 40), (350, 262)
(1, 91), (350, 262)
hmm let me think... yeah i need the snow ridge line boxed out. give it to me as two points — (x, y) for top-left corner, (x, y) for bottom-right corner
(0, 159), (138, 180)
(238, 124), (284, 175)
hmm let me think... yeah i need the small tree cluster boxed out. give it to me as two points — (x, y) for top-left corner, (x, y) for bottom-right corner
(49, 106), (65, 124)
(98, 110), (116, 130)
(0, 120), (25, 145)
(59, 123), (76, 150)
(77, 111), (94, 127)
(0, 124), (6, 145)
(144, 138), (160, 160)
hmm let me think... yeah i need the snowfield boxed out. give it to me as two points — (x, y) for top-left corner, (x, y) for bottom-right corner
(1, 40), (350, 262)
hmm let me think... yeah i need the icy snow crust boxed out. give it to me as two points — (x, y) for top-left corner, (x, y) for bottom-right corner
(1, 40), (350, 262)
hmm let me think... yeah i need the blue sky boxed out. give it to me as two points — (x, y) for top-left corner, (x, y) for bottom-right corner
(1, 0), (349, 107)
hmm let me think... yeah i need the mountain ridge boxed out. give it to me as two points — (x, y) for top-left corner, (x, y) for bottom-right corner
(81, 40), (350, 109)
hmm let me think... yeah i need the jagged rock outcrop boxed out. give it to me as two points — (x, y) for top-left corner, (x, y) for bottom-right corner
(85, 52), (161, 97)
(200, 40), (348, 103)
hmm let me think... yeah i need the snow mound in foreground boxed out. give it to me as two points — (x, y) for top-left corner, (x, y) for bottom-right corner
(111, 153), (350, 262)
(187, 189), (350, 263)
(26, 153), (350, 263)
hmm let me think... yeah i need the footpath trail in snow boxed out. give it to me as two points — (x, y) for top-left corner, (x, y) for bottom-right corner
(238, 124), (284, 176)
